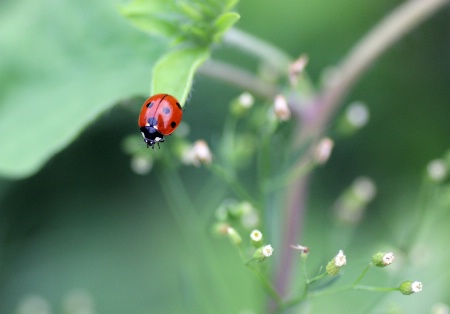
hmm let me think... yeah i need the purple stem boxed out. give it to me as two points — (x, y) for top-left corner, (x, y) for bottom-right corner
(275, 176), (310, 297)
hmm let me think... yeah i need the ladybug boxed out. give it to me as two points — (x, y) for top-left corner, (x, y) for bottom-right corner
(138, 93), (183, 149)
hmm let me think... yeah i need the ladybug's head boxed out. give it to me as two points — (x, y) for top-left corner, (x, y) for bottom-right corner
(140, 126), (165, 149)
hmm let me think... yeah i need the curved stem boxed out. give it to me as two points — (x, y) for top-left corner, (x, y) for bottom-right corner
(223, 28), (293, 73)
(274, 0), (449, 304)
(353, 264), (373, 287)
(198, 59), (279, 99)
(316, 0), (450, 134)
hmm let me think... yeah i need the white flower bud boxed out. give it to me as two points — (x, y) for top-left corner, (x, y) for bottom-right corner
(273, 95), (291, 121)
(314, 137), (334, 165)
(427, 159), (448, 182)
(346, 102), (369, 128)
(182, 140), (212, 167)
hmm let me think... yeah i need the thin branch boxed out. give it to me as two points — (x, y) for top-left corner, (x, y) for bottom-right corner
(275, 0), (449, 304)
(315, 0), (450, 133)
(198, 60), (279, 99)
(222, 28), (293, 74)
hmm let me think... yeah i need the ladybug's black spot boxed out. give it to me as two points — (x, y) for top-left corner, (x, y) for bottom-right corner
(176, 102), (182, 110)
(162, 107), (171, 114)
(170, 121), (177, 128)
(146, 101), (154, 108)
(147, 117), (158, 126)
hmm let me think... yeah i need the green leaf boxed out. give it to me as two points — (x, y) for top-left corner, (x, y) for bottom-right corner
(119, 0), (178, 38)
(213, 12), (240, 42)
(0, 0), (166, 179)
(225, 0), (240, 11)
(151, 47), (210, 106)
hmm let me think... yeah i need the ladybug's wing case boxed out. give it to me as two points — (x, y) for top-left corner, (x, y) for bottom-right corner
(138, 94), (164, 127)
(153, 96), (183, 135)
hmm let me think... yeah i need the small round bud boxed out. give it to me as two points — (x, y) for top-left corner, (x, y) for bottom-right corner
(353, 177), (377, 202)
(211, 222), (230, 236)
(231, 92), (255, 116)
(273, 95), (291, 121)
(346, 102), (369, 128)
(427, 159), (448, 182)
(289, 54), (309, 86)
(314, 137), (334, 165)
(227, 227), (242, 246)
(240, 202), (259, 229)
(334, 177), (377, 224)
(372, 252), (395, 267)
(326, 250), (346, 276)
(130, 156), (153, 175)
(399, 280), (423, 295)
(238, 92), (254, 108)
(182, 140), (212, 167)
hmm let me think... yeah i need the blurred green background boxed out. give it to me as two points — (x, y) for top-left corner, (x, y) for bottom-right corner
(1, 0), (449, 313)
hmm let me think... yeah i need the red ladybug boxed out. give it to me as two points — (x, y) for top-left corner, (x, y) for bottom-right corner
(138, 94), (183, 148)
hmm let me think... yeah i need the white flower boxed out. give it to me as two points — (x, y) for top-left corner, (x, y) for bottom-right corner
(314, 137), (334, 164)
(411, 281), (423, 293)
(334, 250), (347, 267)
(273, 95), (291, 121)
(382, 252), (395, 266)
(262, 245), (274, 257)
(250, 230), (263, 242)
(182, 140), (212, 167)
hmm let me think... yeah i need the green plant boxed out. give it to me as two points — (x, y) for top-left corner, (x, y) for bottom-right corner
(118, 0), (449, 312)
(1, 0), (449, 313)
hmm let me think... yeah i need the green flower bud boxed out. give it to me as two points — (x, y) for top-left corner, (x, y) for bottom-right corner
(372, 252), (395, 267)
(399, 281), (423, 295)
(230, 92), (254, 117)
(326, 250), (346, 276)
(227, 227), (242, 246)
(251, 245), (274, 263)
(211, 222), (230, 236)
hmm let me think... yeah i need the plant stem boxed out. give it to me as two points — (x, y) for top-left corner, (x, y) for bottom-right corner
(352, 264), (372, 287)
(249, 266), (284, 307)
(207, 163), (258, 207)
(223, 28), (293, 74)
(274, 175), (310, 297)
(353, 285), (400, 292)
(307, 272), (328, 285)
(199, 60), (279, 99)
(273, 0), (449, 305)
(316, 0), (450, 135)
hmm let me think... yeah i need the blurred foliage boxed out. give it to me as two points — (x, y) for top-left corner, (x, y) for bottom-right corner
(121, 0), (240, 104)
(0, 0), (449, 313)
